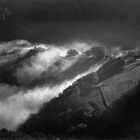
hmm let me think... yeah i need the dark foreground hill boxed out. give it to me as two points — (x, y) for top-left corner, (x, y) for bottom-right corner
(18, 53), (140, 138)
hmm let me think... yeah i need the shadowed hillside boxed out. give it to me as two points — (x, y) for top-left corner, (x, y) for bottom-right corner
(18, 55), (140, 138)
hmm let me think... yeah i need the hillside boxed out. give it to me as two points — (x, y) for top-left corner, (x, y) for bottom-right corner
(19, 50), (140, 138)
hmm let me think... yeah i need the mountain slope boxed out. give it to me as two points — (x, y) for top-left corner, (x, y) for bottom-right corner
(18, 52), (140, 138)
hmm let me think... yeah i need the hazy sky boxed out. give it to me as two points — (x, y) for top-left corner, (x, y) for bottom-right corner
(4, 0), (140, 21)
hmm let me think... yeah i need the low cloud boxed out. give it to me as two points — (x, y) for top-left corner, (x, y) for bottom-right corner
(0, 40), (104, 130)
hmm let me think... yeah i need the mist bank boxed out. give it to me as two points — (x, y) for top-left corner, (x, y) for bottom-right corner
(0, 40), (104, 130)
(0, 39), (139, 131)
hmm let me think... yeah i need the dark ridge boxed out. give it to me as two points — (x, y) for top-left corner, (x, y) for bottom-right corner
(90, 82), (140, 138)
(18, 79), (140, 138)
(97, 57), (125, 82)
(18, 58), (140, 138)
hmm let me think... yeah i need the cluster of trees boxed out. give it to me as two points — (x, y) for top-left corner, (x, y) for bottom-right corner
(18, 54), (140, 138)
(18, 74), (140, 138)
(0, 128), (58, 140)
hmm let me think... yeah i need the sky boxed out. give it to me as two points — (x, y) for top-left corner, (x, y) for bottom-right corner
(4, 0), (140, 21)
(1, 0), (140, 48)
